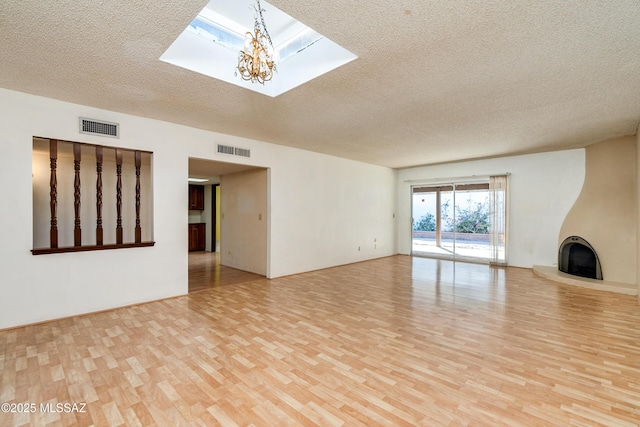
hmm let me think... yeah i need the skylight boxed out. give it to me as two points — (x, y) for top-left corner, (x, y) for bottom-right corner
(160, 0), (357, 97)
(188, 16), (244, 53)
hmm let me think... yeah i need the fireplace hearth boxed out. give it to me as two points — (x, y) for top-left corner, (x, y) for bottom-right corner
(558, 236), (602, 280)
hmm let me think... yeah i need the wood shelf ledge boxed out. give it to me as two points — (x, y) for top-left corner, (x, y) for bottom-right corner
(532, 265), (637, 296)
(32, 241), (155, 255)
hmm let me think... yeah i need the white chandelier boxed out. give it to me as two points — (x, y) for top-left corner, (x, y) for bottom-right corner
(236, 0), (276, 84)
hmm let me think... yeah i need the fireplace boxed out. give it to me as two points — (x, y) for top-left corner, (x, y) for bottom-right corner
(558, 236), (603, 280)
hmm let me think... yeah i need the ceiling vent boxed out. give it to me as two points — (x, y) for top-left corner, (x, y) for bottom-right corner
(79, 117), (119, 138)
(217, 144), (251, 158)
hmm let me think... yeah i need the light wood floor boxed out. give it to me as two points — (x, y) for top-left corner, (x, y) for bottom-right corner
(2, 256), (640, 426)
(188, 252), (264, 293)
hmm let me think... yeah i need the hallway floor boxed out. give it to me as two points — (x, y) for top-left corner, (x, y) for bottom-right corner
(188, 251), (264, 293)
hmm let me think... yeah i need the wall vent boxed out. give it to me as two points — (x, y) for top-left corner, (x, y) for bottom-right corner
(217, 144), (251, 158)
(79, 118), (119, 138)
(234, 147), (251, 158)
(217, 144), (235, 155)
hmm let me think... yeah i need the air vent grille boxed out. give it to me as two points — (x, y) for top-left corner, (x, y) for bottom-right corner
(234, 147), (251, 158)
(79, 118), (119, 138)
(217, 144), (251, 158)
(217, 144), (235, 155)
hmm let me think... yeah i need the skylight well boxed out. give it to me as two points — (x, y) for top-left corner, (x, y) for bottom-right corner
(160, 0), (357, 97)
(189, 16), (244, 53)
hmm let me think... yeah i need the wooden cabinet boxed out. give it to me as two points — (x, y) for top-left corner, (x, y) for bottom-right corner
(189, 184), (205, 210)
(188, 185), (205, 250)
(189, 223), (206, 251)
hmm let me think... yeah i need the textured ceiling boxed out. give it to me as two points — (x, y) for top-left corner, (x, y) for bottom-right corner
(2, 0), (639, 168)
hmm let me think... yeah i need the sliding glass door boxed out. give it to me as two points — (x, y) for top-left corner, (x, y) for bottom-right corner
(412, 177), (507, 264)
(411, 184), (446, 257)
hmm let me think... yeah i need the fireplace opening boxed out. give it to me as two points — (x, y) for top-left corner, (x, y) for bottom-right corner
(558, 236), (603, 280)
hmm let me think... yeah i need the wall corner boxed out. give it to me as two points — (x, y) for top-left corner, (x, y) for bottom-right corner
(636, 124), (640, 299)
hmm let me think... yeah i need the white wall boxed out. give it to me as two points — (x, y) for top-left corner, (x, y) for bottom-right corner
(220, 169), (268, 276)
(397, 150), (585, 268)
(184, 121), (398, 280)
(267, 152), (398, 277)
(637, 125), (640, 296)
(0, 88), (397, 329)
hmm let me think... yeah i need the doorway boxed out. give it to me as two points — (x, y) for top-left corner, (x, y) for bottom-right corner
(187, 158), (269, 292)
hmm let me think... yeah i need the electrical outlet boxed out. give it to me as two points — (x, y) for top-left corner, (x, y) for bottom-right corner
(258, 213), (262, 220)
(358, 246), (361, 251)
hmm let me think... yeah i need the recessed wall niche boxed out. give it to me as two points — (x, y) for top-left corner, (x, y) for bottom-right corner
(32, 137), (154, 254)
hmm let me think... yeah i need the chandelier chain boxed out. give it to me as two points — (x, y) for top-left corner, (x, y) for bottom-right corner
(256, 0), (274, 49)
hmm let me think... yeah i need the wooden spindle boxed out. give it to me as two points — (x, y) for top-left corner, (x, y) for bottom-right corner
(96, 146), (103, 246)
(116, 149), (123, 244)
(73, 143), (82, 246)
(135, 151), (142, 244)
(49, 139), (58, 249)
(33, 141), (155, 255)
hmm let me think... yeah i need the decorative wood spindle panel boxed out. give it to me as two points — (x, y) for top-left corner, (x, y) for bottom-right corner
(73, 143), (82, 246)
(115, 149), (123, 245)
(49, 139), (58, 248)
(96, 146), (103, 246)
(32, 138), (154, 254)
(135, 150), (142, 244)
